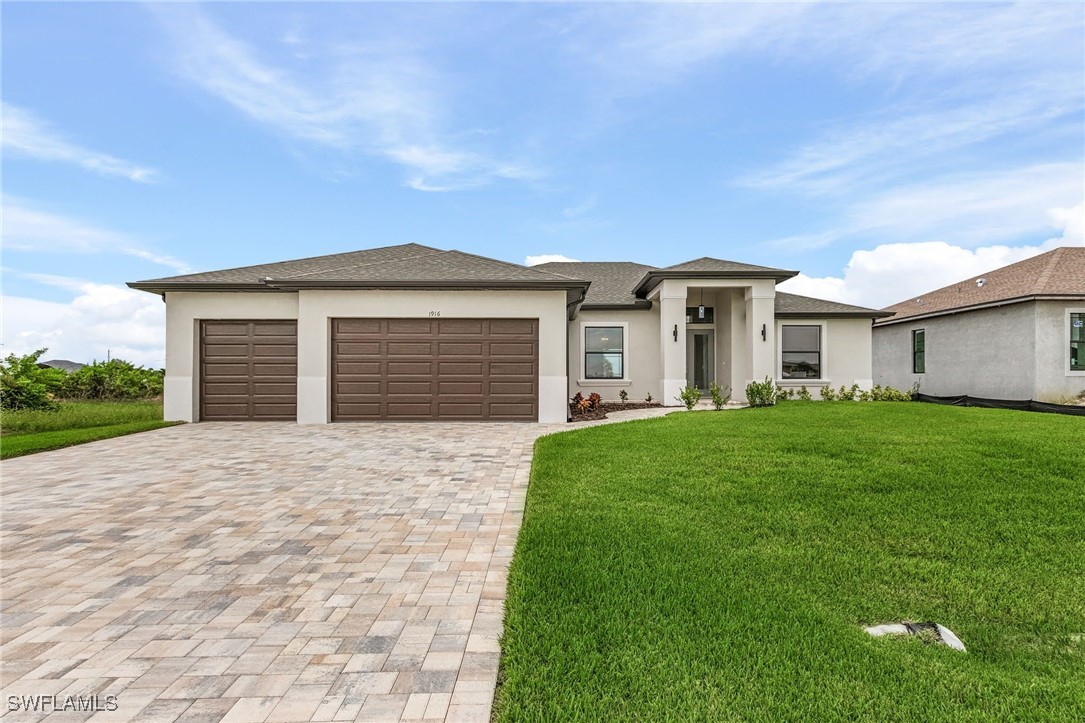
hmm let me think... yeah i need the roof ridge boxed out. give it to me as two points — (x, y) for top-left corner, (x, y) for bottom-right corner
(1030, 246), (1063, 294)
(278, 246), (446, 279)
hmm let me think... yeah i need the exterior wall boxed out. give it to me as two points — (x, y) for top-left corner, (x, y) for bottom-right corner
(1033, 300), (1085, 401)
(873, 302), (1037, 399)
(163, 291), (300, 422)
(569, 307), (661, 403)
(775, 317), (874, 398)
(163, 289), (568, 424)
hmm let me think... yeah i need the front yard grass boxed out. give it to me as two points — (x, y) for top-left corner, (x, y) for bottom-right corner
(1, 400), (177, 459)
(497, 403), (1085, 721)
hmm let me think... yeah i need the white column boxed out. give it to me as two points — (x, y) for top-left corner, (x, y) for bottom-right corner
(296, 292), (329, 424)
(745, 283), (776, 390)
(659, 281), (687, 405)
(729, 289), (748, 401)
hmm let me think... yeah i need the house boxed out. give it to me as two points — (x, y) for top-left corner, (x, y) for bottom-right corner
(129, 243), (888, 423)
(873, 247), (1085, 402)
(38, 359), (86, 373)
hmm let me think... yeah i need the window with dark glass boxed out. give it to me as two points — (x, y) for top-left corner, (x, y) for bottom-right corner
(912, 329), (925, 374)
(585, 327), (624, 379)
(685, 307), (714, 324)
(1072, 313), (1084, 371)
(781, 325), (820, 379)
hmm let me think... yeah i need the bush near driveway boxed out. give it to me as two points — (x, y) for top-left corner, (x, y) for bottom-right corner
(1, 400), (176, 458)
(496, 404), (1085, 721)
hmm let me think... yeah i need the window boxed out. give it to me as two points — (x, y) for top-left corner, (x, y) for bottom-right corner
(781, 325), (821, 379)
(912, 329), (925, 374)
(1072, 313), (1085, 371)
(685, 306), (714, 324)
(585, 326), (624, 379)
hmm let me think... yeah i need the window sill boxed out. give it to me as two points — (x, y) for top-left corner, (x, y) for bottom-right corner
(1067, 370), (1085, 376)
(578, 379), (631, 386)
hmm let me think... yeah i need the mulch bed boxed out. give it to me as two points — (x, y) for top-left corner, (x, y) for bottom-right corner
(568, 401), (664, 422)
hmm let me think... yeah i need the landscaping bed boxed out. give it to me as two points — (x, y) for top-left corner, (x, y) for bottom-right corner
(568, 400), (664, 422)
(497, 403), (1085, 720)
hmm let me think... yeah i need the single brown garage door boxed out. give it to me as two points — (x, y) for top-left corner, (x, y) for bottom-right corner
(200, 320), (297, 421)
(332, 318), (538, 421)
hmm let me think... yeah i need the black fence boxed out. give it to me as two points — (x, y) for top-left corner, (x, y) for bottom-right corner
(914, 393), (1085, 417)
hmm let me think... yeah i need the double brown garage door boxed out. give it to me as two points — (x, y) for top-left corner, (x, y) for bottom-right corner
(199, 318), (538, 422)
(332, 318), (539, 421)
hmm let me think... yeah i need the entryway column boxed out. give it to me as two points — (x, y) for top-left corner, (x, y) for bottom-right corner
(745, 282), (776, 387)
(659, 280), (687, 405)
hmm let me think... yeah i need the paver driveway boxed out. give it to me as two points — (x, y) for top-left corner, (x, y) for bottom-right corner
(1, 422), (562, 722)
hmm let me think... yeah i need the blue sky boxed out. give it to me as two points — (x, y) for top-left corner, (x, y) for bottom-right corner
(3, 2), (1083, 366)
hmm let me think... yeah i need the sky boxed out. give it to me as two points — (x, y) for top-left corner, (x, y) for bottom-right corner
(2, 2), (1083, 367)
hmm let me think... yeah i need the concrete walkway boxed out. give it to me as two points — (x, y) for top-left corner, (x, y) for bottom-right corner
(0, 410), (681, 722)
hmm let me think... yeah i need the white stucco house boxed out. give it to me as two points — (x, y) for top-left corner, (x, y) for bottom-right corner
(130, 243), (889, 423)
(873, 247), (1085, 402)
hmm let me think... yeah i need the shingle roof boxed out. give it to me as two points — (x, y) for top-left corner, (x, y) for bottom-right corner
(130, 243), (586, 291)
(775, 292), (892, 318)
(877, 247), (1085, 325)
(660, 257), (795, 274)
(532, 262), (655, 306)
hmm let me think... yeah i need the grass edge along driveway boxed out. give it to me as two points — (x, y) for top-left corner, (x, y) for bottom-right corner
(1, 401), (177, 459)
(496, 403), (1085, 721)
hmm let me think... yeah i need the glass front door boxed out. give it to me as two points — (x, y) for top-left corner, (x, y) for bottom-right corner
(686, 330), (715, 392)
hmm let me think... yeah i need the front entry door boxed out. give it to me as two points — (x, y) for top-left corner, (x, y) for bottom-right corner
(686, 330), (715, 392)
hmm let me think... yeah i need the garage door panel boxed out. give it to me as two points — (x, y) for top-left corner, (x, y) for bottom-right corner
(201, 320), (297, 421)
(332, 317), (537, 421)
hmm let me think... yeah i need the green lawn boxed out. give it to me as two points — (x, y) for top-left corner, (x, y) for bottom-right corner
(1, 400), (178, 458)
(497, 403), (1085, 721)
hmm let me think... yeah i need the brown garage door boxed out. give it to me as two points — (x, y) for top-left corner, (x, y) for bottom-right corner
(200, 320), (297, 421)
(332, 318), (538, 421)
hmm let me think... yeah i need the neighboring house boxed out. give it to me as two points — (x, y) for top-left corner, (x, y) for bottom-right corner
(873, 247), (1085, 402)
(38, 359), (86, 373)
(129, 243), (887, 423)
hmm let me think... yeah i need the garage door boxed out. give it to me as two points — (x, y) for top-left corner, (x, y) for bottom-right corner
(200, 320), (297, 421)
(332, 318), (538, 421)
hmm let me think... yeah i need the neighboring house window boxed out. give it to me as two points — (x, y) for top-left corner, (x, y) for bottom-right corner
(781, 325), (821, 379)
(585, 327), (624, 379)
(912, 329), (925, 374)
(1072, 313), (1085, 371)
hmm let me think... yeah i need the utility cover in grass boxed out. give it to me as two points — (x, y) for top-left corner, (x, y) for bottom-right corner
(865, 622), (966, 651)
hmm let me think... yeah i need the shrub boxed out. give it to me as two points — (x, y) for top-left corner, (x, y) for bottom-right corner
(745, 377), (777, 407)
(59, 359), (164, 400)
(619, 389), (629, 403)
(709, 381), (730, 410)
(571, 392), (584, 408)
(676, 385), (701, 411)
(820, 385), (836, 401)
(775, 385), (794, 401)
(588, 392), (603, 410)
(798, 385), (812, 401)
(0, 349), (66, 411)
(838, 384), (858, 402)
(645, 393), (654, 403)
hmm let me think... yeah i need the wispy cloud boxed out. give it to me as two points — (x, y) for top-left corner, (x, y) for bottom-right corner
(2, 196), (190, 272)
(150, 5), (539, 191)
(525, 254), (580, 266)
(2, 103), (158, 183)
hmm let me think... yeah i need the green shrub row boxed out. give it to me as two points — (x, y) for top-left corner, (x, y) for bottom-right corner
(744, 377), (916, 407)
(1, 349), (164, 411)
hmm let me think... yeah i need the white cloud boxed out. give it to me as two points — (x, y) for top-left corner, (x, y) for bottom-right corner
(151, 5), (538, 191)
(2, 276), (165, 368)
(525, 254), (580, 266)
(779, 204), (1083, 309)
(2, 196), (190, 272)
(2, 103), (158, 183)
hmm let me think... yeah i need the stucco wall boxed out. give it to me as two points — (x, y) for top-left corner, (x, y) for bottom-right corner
(569, 307), (661, 402)
(873, 302), (1037, 399)
(775, 317), (874, 398)
(163, 288), (569, 423)
(1033, 300), (1085, 401)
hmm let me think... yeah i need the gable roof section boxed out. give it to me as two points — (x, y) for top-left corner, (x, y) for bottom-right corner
(129, 243), (589, 298)
(632, 256), (798, 297)
(876, 247), (1085, 326)
(532, 262), (655, 307)
(775, 292), (893, 318)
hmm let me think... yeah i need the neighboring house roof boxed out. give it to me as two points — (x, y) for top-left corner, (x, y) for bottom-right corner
(129, 244), (590, 303)
(532, 262), (656, 308)
(876, 247), (1085, 326)
(775, 292), (894, 318)
(632, 257), (798, 297)
(38, 359), (85, 373)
